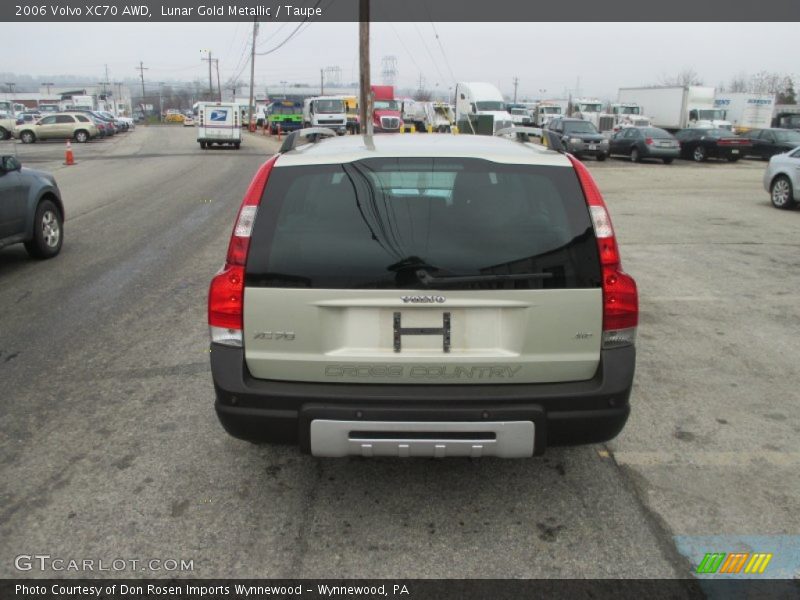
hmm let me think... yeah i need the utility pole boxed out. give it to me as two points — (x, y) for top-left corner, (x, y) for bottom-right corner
(247, 19), (258, 129)
(214, 59), (222, 102)
(157, 82), (164, 122)
(320, 69), (324, 96)
(114, 82), (123, 116)
(201, 50), (214, 99)
(512, 76), (519, 103)
(5, 82), (15, 94)
(42, 82), (54, 95)
(136, 61), (148, 111)
(358, 0), (371, 135)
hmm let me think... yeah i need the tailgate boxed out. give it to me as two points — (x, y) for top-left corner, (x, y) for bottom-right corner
(243, 288), (602, 384)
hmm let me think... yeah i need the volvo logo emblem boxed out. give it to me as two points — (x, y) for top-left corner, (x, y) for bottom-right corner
(401, 295), (446, 303)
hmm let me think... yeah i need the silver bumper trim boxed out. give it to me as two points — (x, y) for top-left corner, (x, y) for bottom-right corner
(310, 420), (534, 458)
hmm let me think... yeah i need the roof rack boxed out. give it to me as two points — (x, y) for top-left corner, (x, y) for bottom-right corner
(494, 126), (565, 154)
(279, 127), (338, 153)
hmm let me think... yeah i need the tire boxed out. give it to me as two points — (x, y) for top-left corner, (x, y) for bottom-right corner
(727, 157), (739, 162)
(234, 142), (241, 150)
(0, 127), (9, 140)
(692, 146), (707, 162)
(20, 131), (35, 144)
(596, 153), (607, 162)
(630, 147), (641, 163)
(74, 130), (89, 143)
(770, 175), (796, 209)
(24, 199), (63, 259)
(663, 158), (674, 165)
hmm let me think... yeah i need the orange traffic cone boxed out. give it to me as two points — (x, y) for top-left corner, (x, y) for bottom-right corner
(277, 124), (281, 141)
(64, 140), (75, 166)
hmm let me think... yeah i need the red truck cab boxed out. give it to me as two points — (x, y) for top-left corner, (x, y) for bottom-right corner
(371, 85), (403, 133)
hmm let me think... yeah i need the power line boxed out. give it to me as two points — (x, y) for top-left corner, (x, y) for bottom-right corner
(255, 0), (324, 57)
(388, 23), (429, 85)
(411, 22), (446, 86)
(427, 21), (457, 84)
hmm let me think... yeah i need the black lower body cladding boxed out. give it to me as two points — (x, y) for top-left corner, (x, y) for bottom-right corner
(210, 345), (635, 455)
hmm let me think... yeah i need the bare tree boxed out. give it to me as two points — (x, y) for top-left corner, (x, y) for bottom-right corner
(727, 72), (749, 93)
(660, 68), (703, 87)
(413, 88), (433, 101)
(777, 78), (796, 104)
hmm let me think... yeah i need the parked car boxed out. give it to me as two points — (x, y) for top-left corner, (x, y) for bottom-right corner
(763, 146), (800, 209)
(15, 111), (42, 126)
(0, 155), (64, 258)
(745, 129), (800, 161)
(183, 116), (194, 126)
(64, 109), (119, 136)
(674, 128), (752, 162)
(546, 117), (608, 160)
(97, 110), (129, 132)
(608, 127), (680, 164)
(15, 113), (98, 143)
(208, 131), (637, 457)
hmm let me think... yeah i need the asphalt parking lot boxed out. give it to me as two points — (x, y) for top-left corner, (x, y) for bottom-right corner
(0, 127), (797, 579)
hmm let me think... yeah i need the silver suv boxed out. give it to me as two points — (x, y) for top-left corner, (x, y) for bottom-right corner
(209, 130), (638, 458)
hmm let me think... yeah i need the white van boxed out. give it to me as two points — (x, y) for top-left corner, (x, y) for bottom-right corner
(302, 97), (347, 134)
(454, 82), (513, 134)
(197, 102), (242, 149)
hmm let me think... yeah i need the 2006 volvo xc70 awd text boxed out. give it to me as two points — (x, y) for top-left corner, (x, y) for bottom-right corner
(208, 130), (638, 458)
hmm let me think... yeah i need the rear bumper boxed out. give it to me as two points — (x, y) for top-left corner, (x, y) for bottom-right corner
(643, 147), (680, 158)
(210, 345), (635, 455)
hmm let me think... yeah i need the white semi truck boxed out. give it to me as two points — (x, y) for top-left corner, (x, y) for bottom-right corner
(532, 101), (563, 127)
(713, 93), (775, 133)
(454, 82), (513, 134)
(571, 98), (615, 132)
(617, 86), (731, 131)
(609, 103), (651, 128)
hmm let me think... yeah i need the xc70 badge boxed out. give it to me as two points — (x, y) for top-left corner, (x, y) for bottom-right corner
(253, 331), (295, 340)
(401, 295), (446, 303)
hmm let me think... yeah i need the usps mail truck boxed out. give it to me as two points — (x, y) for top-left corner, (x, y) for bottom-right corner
(197, 102), (242, 149)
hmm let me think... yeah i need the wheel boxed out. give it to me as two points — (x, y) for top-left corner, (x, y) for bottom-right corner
(630, 147), (641, 163)
(663, 158), (674, 165)
(75, 130), (89, 143)
(20, 131), (35, 144)
(596, 153), (607, 162)
(727, 157), (739, 162)
(770, 175), (796, 209)
(24, 199), (63, 259)
(0, 127), (9, 140)
(692, 146), (707, 162)
(234, 142), (241, 150)
(199, 141), (206, 149)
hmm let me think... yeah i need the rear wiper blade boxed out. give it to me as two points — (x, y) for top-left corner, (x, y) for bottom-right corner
(416, 270), (553, 286)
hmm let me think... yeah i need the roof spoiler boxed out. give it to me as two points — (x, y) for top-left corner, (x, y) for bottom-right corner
(494, 126), (565, 153)
(279, 127), (338, 153)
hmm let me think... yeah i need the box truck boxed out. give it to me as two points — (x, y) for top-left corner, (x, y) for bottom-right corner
(617, 86), (731, 131)
(302, 96), (347, 134)
(713, 93), (775, 133)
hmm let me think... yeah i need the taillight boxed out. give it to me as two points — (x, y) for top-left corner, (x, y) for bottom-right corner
(645, 137), (653, 145)
(208, 155), (278, 346)
(568, 155), (638, 348)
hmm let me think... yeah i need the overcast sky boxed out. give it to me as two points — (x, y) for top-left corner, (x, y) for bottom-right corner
(1, 22), (796, 99)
